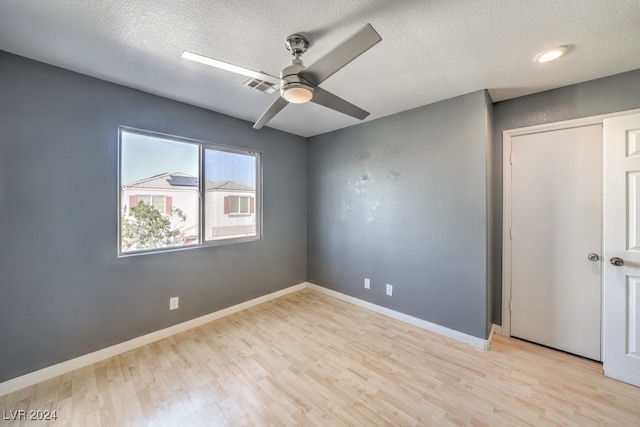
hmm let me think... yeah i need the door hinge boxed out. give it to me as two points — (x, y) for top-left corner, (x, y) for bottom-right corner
(510, 154), (513, 164)
(509, 300), (512, 312)
(510, 227), (513, 239)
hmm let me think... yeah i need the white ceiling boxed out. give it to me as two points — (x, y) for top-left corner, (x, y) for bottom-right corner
(2, 0), (640, 137)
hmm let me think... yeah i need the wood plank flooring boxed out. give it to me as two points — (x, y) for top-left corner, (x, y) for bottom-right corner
(1, 289), (639, 426)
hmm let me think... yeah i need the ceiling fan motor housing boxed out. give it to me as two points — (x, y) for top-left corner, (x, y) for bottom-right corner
(280, 59), (314, 103)
(280, 59), (307, 82)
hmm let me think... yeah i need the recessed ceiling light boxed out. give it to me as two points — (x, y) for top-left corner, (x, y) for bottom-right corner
(534, 46), (569, 63)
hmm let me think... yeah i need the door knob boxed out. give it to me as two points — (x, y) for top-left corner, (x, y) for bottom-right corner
(610, 257), (624, 267)
(587, 253), (600, 261)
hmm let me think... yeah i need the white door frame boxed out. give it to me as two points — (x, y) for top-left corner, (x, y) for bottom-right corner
(501, 109), (640, 338)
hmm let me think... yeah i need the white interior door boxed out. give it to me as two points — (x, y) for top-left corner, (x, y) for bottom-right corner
(603, 113), (640, 387)
(510, 125), (602, 360)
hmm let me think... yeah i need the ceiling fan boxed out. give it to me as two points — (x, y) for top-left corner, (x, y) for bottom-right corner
(182, 24), (382, 129)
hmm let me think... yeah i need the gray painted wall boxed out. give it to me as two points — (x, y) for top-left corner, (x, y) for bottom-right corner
(491, 69), (640, 324)
(308, 90), (491, 339)
(0, 51), (307, 382)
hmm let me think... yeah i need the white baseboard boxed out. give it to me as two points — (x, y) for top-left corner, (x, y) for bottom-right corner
(492, 324), (502, 336)
(485, 324), (501, 350)
(0, 283), (306, 397)
(306, 283), (492, 351)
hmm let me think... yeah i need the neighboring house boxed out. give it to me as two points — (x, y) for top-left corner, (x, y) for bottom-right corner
(121, 172), (256, 244)
(204, 179), (256, 240)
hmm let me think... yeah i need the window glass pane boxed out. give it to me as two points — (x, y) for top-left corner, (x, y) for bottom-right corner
(204, 149), (258, 241)
(152, 196), (165, 213)
(230, 196), (240, 214)
(120, 130), (199, 253)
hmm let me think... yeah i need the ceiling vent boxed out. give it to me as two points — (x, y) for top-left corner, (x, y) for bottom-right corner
(242, 77), (277, 94)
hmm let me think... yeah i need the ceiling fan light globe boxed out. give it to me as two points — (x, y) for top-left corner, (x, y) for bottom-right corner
(281, 83), (314, 104)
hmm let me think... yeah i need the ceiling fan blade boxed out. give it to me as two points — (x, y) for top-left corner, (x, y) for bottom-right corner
(253, 97), (289, 129)
(311, 86), (370, 120)
(182, 51), (281, 86)
(300, 24), (381, 86)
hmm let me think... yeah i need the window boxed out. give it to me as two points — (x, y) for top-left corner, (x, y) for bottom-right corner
(119, 128), (260, 255)
(204, 147), (258, 241)
(227, 196), (253, 215)
(132, 195), (167, 215)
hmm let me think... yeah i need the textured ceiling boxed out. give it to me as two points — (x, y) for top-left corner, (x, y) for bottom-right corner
(1, 0), (640, 137)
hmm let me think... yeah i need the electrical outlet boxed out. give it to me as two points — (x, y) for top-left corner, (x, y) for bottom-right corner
(386, 284), (393, 296)
(364, 278), (371, 289)
(169, 297), (179, 310)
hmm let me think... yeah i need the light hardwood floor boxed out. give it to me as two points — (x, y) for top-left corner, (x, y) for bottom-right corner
(1, 289), (640, 426)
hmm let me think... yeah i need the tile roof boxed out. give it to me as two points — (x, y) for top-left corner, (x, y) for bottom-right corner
(123, 172), (254, 192)
(205, 180), (254, 192)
